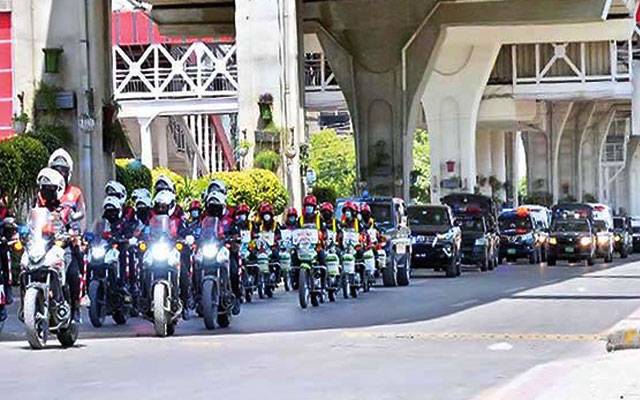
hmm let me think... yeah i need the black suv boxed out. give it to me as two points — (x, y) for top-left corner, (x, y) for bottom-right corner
(408, 205), (462, 277)
(442, 194), (501, 270)
(336, 196), (412, 287)
(613, 216), (633, 258)
(547, 217), (596, 266)
(457, 215), (495, 271)
(498, 209), (544, 264)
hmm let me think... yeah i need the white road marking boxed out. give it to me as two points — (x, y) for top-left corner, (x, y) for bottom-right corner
(451, 299), (478, 308)
(577, 287), (586, 293)
(487, 342), (513, 351)
(505, 286), (527, 294)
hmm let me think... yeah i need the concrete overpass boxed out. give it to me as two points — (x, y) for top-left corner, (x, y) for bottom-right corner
(144, 0), (639, 211)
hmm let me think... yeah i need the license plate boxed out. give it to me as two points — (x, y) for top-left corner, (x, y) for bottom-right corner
(396, 246), (406, 255)
(565, 247), (575, 253)
(507, 249), (517, 255)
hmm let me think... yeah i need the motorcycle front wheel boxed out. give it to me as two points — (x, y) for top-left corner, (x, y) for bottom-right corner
(88, 280), (105, 328)
(201, 279), (219, 330)
(24, 287), (48, 349)
(153, 284), (170, 337)
(298, 268), (310, 309)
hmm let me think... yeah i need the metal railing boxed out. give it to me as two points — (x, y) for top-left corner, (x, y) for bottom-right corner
(113, 42), (340, 100)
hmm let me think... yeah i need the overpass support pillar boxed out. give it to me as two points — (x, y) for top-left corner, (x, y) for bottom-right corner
(235, 0), (305, 207)
(476, 130), (492, 197)
(491, 131), (507, 203)
(422, 42), (501, 203)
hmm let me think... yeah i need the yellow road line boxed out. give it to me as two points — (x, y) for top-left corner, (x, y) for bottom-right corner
(343, 331), (605, 342)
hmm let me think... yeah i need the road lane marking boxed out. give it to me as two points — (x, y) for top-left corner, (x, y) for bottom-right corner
(343, 331), (605, 342)
(450, 299), (478, 308)
(504, 286), (526, 294)
(487, 342), (513, 351)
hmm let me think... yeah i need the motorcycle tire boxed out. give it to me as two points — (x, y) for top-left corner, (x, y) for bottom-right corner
(342, 275), (349, 299)
(397, 256), (411, 286)
(88, 280), (105, 328)
(311, 292), (320, 307)
(283, 273), (291, 292)
(56, 321), (79, 348)
(298, 268), (310, 309)
(350, 284), (358, 299)
(202, 279), (218, 330)
(217, 303), (231, 328)
(328, 289), (336, 302)
(153, 284), (170, 337)
(112, 311), (127, 326)
(24, 287), (48, 350)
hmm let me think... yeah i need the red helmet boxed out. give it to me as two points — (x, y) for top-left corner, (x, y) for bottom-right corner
(303, 195), (317, 207)
(320, 202), (334, 213)
(360, 203), (371, 214)
(342, 201), (358, 213)
(286, 207), (299, 218)
(235, 203), (250, 216)
(258, 202), (274, 215)
(189, 200), (202, 211)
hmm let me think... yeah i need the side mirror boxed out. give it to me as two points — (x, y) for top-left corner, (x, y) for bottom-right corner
(185, 235), (195, 246)
(84, 232), (95, 243)
(3, 217), (15, 226)
(18, 224), (29, 237)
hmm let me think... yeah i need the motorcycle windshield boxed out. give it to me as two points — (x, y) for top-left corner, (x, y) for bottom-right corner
(200, 216), (219, 239)
(149, 215), (172, 240)
(27, 207), (54, 241)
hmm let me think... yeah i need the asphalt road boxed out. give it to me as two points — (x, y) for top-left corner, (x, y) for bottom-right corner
(2, 256), (640, 399)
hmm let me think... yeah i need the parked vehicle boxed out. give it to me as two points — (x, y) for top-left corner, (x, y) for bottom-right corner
(547, 216), (596, 266)
(630, 217), (640, 252)
(408, 204), (461, 277)
(498, 208), (545, 264)
(612, 216), (633, 258)
(336, 196), (412, 287)
(19, 208), (81, 349)
(442, 194), (501, 270)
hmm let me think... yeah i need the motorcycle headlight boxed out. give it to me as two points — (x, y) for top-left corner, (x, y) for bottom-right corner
(202, 244), (219, 259)
(580, 237), (592, 247)
(152, 243), (171, 261)
(614, 235), (621, 242)
(549, 237), (557, 245)
(216, 247), (230, 264)
(92, 246), (106, 260)
(475, 238), (487, 246)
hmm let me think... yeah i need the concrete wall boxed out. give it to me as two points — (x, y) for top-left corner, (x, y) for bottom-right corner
(12, 0), (113, 221)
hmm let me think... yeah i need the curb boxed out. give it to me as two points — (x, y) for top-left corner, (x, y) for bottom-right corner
(604, 305), (640, 352)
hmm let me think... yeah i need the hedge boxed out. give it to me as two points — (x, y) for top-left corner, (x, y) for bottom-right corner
(152, 167), (289, 214)
(116, 158), (152, 200)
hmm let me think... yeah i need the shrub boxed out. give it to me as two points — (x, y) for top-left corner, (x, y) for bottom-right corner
(309, 129), (355, 198)
(116, 159), (152, 198)
(27, 131), (63, 154)
(244, 168), (289, 214)
(7, 136), (49, 213)
(0, 140), (22, 210)
(254, 150), (281, 172)
(313, 186), (337, 205)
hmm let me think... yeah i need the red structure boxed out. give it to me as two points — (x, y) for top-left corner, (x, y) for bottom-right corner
(0, 12), (13, 139)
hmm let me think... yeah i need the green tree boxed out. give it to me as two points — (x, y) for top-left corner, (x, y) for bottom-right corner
(309, 129), (356, 198)
(410, 129), (430, 203)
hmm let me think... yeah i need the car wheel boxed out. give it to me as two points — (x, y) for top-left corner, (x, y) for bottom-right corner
(382, 252), (398, 287)
(547, 256), (557, 266)
(445, 255), (457, 278)
(480, 250), (489, 272)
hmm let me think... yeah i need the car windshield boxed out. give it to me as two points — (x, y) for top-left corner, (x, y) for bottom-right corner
(460, 218), (484, 232)
(593, 221), (608, 232)
(370, 203), (393, 229)
(613, 218), (624, 229)
(408, 207), (449, 227)
(499, 215), (532, 231)
(552, 220), (590, 232)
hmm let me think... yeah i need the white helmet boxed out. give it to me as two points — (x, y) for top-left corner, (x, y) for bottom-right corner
(102, 196), (122, 219)
(105, 181), (127, 205)
(37, 167), (66, 202)
(48, 148), (73, 184)
(154, 175), (175, 194)
(153, 190), (176, 216)
(135, 195), (152, 210)
(131, 188), (151, 203)
(206, 179), (227, 196)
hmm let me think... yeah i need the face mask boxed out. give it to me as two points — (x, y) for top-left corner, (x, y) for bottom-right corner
(345, 211), (352, 219)
(305, 206), (315, 215)
(288, 217), (297, 225)
(263, 214), (272, 222)
(41, 187), (58, 204)
(191, 211), (200, 220)
(238, 214), (247, 222)
(137, 208), (149, 221)
(357, 213), (362, 220)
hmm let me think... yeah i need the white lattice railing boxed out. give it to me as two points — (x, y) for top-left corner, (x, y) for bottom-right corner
(113, 42), (238, 100)
(489, 26), (640, 87)
(113, 41), (340, 100)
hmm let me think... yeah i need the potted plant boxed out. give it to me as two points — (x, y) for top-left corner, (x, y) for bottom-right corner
(237, 140), (251, 158)
(12, 112), (29, 134)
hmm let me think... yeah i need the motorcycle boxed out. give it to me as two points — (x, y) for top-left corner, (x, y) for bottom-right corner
(239, 229), (259, 302)
(194, 217), (235, 330)
(323, 231), (342, 302)
(341, 228), (362, 298)
(85, 232), (131, 327)
(278, 229), (295, 292)
(293, 228), (325, 308)
(255, 230), (280, 299)
(139, 215), (183, 337)
(18, 208), (80, 349)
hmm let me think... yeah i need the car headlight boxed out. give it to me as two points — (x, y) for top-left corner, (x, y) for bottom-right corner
(579, 237), (592, 247)
(549, 237), (557, 245)
(596, 235), (609, 245)
(152, 243), (171, 261)
(475, 238), (487, 246)
(202, 244), (219, 259)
